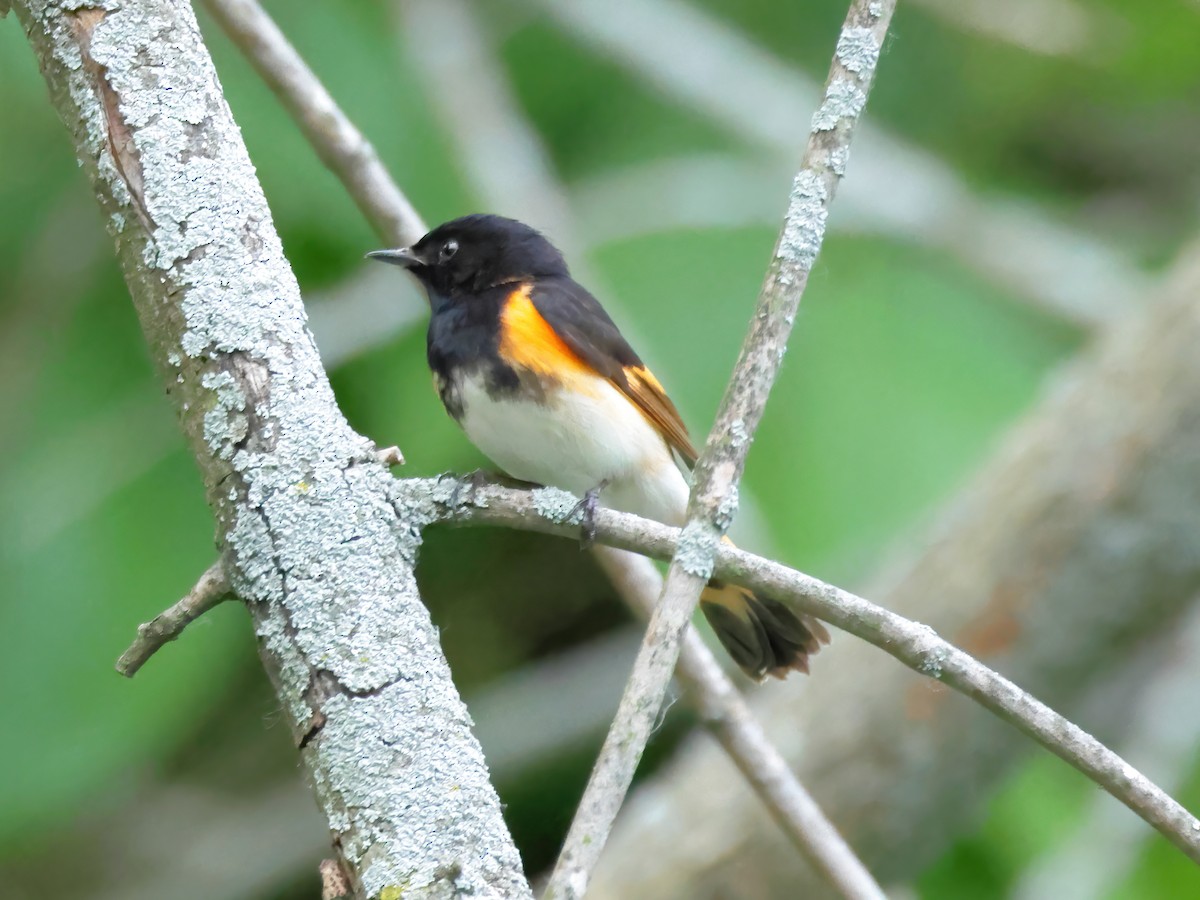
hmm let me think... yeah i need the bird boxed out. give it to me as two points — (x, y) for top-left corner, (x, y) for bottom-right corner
(368, 214), (828, 679)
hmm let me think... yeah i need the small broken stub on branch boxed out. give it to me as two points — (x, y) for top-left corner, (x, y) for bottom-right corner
(320, 858), (352, 900)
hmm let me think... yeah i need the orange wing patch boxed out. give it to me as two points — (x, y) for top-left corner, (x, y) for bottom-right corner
(499, 283), (697, 464)
(498, 284), (593, 379)
(622, 365), (698, 466)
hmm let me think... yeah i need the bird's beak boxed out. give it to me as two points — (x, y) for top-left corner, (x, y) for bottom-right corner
(366, 246), (425, 268)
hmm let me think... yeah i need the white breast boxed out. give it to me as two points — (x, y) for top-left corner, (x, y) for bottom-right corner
(456, 371), (690, 525)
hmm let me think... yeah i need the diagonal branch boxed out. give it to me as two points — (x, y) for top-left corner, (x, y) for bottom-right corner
(389, 476), (1200, 864)
(542, 2), (896, 896)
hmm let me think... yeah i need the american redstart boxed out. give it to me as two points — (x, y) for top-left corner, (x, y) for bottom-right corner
(369, 214), (827, 679)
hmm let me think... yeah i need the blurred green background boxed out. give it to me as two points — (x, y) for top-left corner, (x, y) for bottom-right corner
(1, 0), (1198, 897)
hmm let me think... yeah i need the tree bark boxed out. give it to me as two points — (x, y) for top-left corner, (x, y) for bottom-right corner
(588, 247), (1200, 898)
(13, 2), (529, 897)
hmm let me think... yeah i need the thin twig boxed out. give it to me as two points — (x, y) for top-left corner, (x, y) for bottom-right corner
(592, 547), (886, 900)
(541, 3), (896, 896)
(200, 0), (426, 246)
(116, 561), (230, 677)
(395, 476), (1200, 863)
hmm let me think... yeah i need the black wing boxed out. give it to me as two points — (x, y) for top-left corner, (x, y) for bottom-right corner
(529, 277), (698, 466)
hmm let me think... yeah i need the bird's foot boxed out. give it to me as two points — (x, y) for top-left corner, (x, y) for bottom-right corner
(569, 480), (610, 548)
(439, 468), (493, 509)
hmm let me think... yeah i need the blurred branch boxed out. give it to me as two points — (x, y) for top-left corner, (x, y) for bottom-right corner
(306, 269), (426, 368)
(1014, 601), (1200, 898)
(396, 0), (581, 257)
(570, 154), (1141, 332)
(116, 561), (230, 677)
(587, 241), (1200, 898)
(201, 0), (425, 246)
(533, 0), (1149, 329)
(907, 0), (1121, 59)
(592, 548), (885, 900)
(387, 475), (1200, 865)
(13, 2), (528, 897)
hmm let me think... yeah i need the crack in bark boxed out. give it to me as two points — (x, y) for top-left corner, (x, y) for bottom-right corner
(67, 7), (154, 231)
(224, 351), (275, 455)
(299, 662), (411, 751)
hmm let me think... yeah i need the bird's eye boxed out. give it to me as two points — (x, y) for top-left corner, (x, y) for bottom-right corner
(439, 240), (459, 261)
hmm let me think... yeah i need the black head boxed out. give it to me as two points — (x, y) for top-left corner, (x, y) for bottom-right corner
(367, 214), (569, 303)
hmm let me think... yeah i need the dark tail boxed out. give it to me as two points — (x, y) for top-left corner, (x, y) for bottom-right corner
(700, 580), (830, 680)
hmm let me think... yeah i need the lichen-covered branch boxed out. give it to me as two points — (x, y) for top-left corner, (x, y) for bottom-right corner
(388, 476), (1200, 864)
(13, 2), (528, 897)
(541, 2), (896, 897)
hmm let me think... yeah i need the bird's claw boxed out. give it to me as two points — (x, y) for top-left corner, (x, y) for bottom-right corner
(439, 468), (492, 509)
(569, 480), (609, 549)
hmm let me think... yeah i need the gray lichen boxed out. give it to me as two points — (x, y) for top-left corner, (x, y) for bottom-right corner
(776, 170), (829, 276)
(200, 370), (248, 461)
(835, 26), (880, 75)
(728, 418), (749, 449)
(675, 520), (718, 579)
(713, 484), (739, 532)
(829, 145), (851, 177)
(533, 486), (584, 524)
(910, 623), (949, 679)
(919, 647), (948, 679)
(811, 78), (868, 131)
